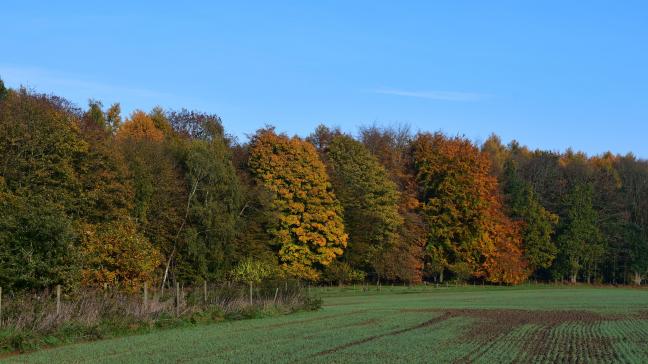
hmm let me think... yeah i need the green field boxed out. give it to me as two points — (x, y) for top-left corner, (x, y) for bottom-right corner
(7, 285), (648, 363)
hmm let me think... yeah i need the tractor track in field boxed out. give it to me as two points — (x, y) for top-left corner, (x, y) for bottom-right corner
(257, 309), (370, 330)
(636, 310), (648, 320)
(313, 311), (456, 356)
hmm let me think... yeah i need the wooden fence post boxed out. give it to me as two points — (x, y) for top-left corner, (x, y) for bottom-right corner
(56, 285), (61, 316)
(204, 280), (208, 304)
(175, 282), (180, 317)
(249, 283), (253, 305)
(143, 282), (148, 311)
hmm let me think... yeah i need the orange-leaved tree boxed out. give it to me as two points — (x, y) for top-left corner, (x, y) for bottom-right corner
(247, 128), (347, 280)
(116, 110), (165, 142)
(412, 132), (528, 284)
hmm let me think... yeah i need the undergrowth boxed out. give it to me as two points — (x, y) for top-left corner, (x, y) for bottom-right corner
(0, 284), (321, 354)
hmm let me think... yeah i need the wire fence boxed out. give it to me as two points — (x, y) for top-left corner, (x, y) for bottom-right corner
(0, 279), (309, 331)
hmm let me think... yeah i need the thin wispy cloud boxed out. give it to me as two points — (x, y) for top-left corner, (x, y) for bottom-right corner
(370, 88), (489, 102)
(0, 65), (172, 100)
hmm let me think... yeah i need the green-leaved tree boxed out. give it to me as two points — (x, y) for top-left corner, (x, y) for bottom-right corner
(556, 183), (603, 283)
(326, 134), (403, 278)
(503, 159), (558, 273)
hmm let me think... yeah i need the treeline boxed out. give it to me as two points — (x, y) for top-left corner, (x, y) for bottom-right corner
(1, 80), (647, 292)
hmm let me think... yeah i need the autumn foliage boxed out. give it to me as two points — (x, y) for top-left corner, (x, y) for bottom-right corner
(247, 129), (347, 280)
(412, 133), (528, 284)
(81, 219), (162, 291)
(2, 80), (648, 291)
(116, 110), (165, 142)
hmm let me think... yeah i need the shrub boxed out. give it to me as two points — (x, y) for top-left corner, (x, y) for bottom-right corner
(322, 261), (366, 285)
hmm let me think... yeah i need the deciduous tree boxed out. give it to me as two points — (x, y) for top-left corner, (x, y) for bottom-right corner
(248, 128), (347, 280)
(359, 125), (424, 283)
(81, 219), (162, 291)
(326, 134), (403, 277)
(412, 133), (527, 284)
(556, 183), (603, 283)
(503, 159), (558, 273)
(168, 110), (245, 280)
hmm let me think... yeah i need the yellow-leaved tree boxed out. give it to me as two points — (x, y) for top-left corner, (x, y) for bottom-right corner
(81, 219), (162, 291)
(248, 128), (347, 280)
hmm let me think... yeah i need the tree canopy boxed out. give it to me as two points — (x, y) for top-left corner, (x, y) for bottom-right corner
(326, 133), (403, 278)
(248, 128), (347, 280)
(2, 80), (648, 290)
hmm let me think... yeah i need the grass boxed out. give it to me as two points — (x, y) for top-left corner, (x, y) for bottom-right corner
(6, 284), (648, 363)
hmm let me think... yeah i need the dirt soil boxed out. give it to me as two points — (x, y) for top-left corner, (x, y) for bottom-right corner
(318, 308), (628, 362)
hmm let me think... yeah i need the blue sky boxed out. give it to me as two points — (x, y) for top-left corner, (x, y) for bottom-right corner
(2, 1), (647, 156)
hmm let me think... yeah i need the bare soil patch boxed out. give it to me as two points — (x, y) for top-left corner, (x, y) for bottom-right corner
(440, 309), (621, 363)
(316, 308), (628, 361)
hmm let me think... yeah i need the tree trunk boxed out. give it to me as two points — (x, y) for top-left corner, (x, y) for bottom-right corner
(161, 179), (200, 293)
(633, 272), (643, 285)
(160, 247), (175, 296)
(570, 273), (577, 284)
(439, 270), (444, 284)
